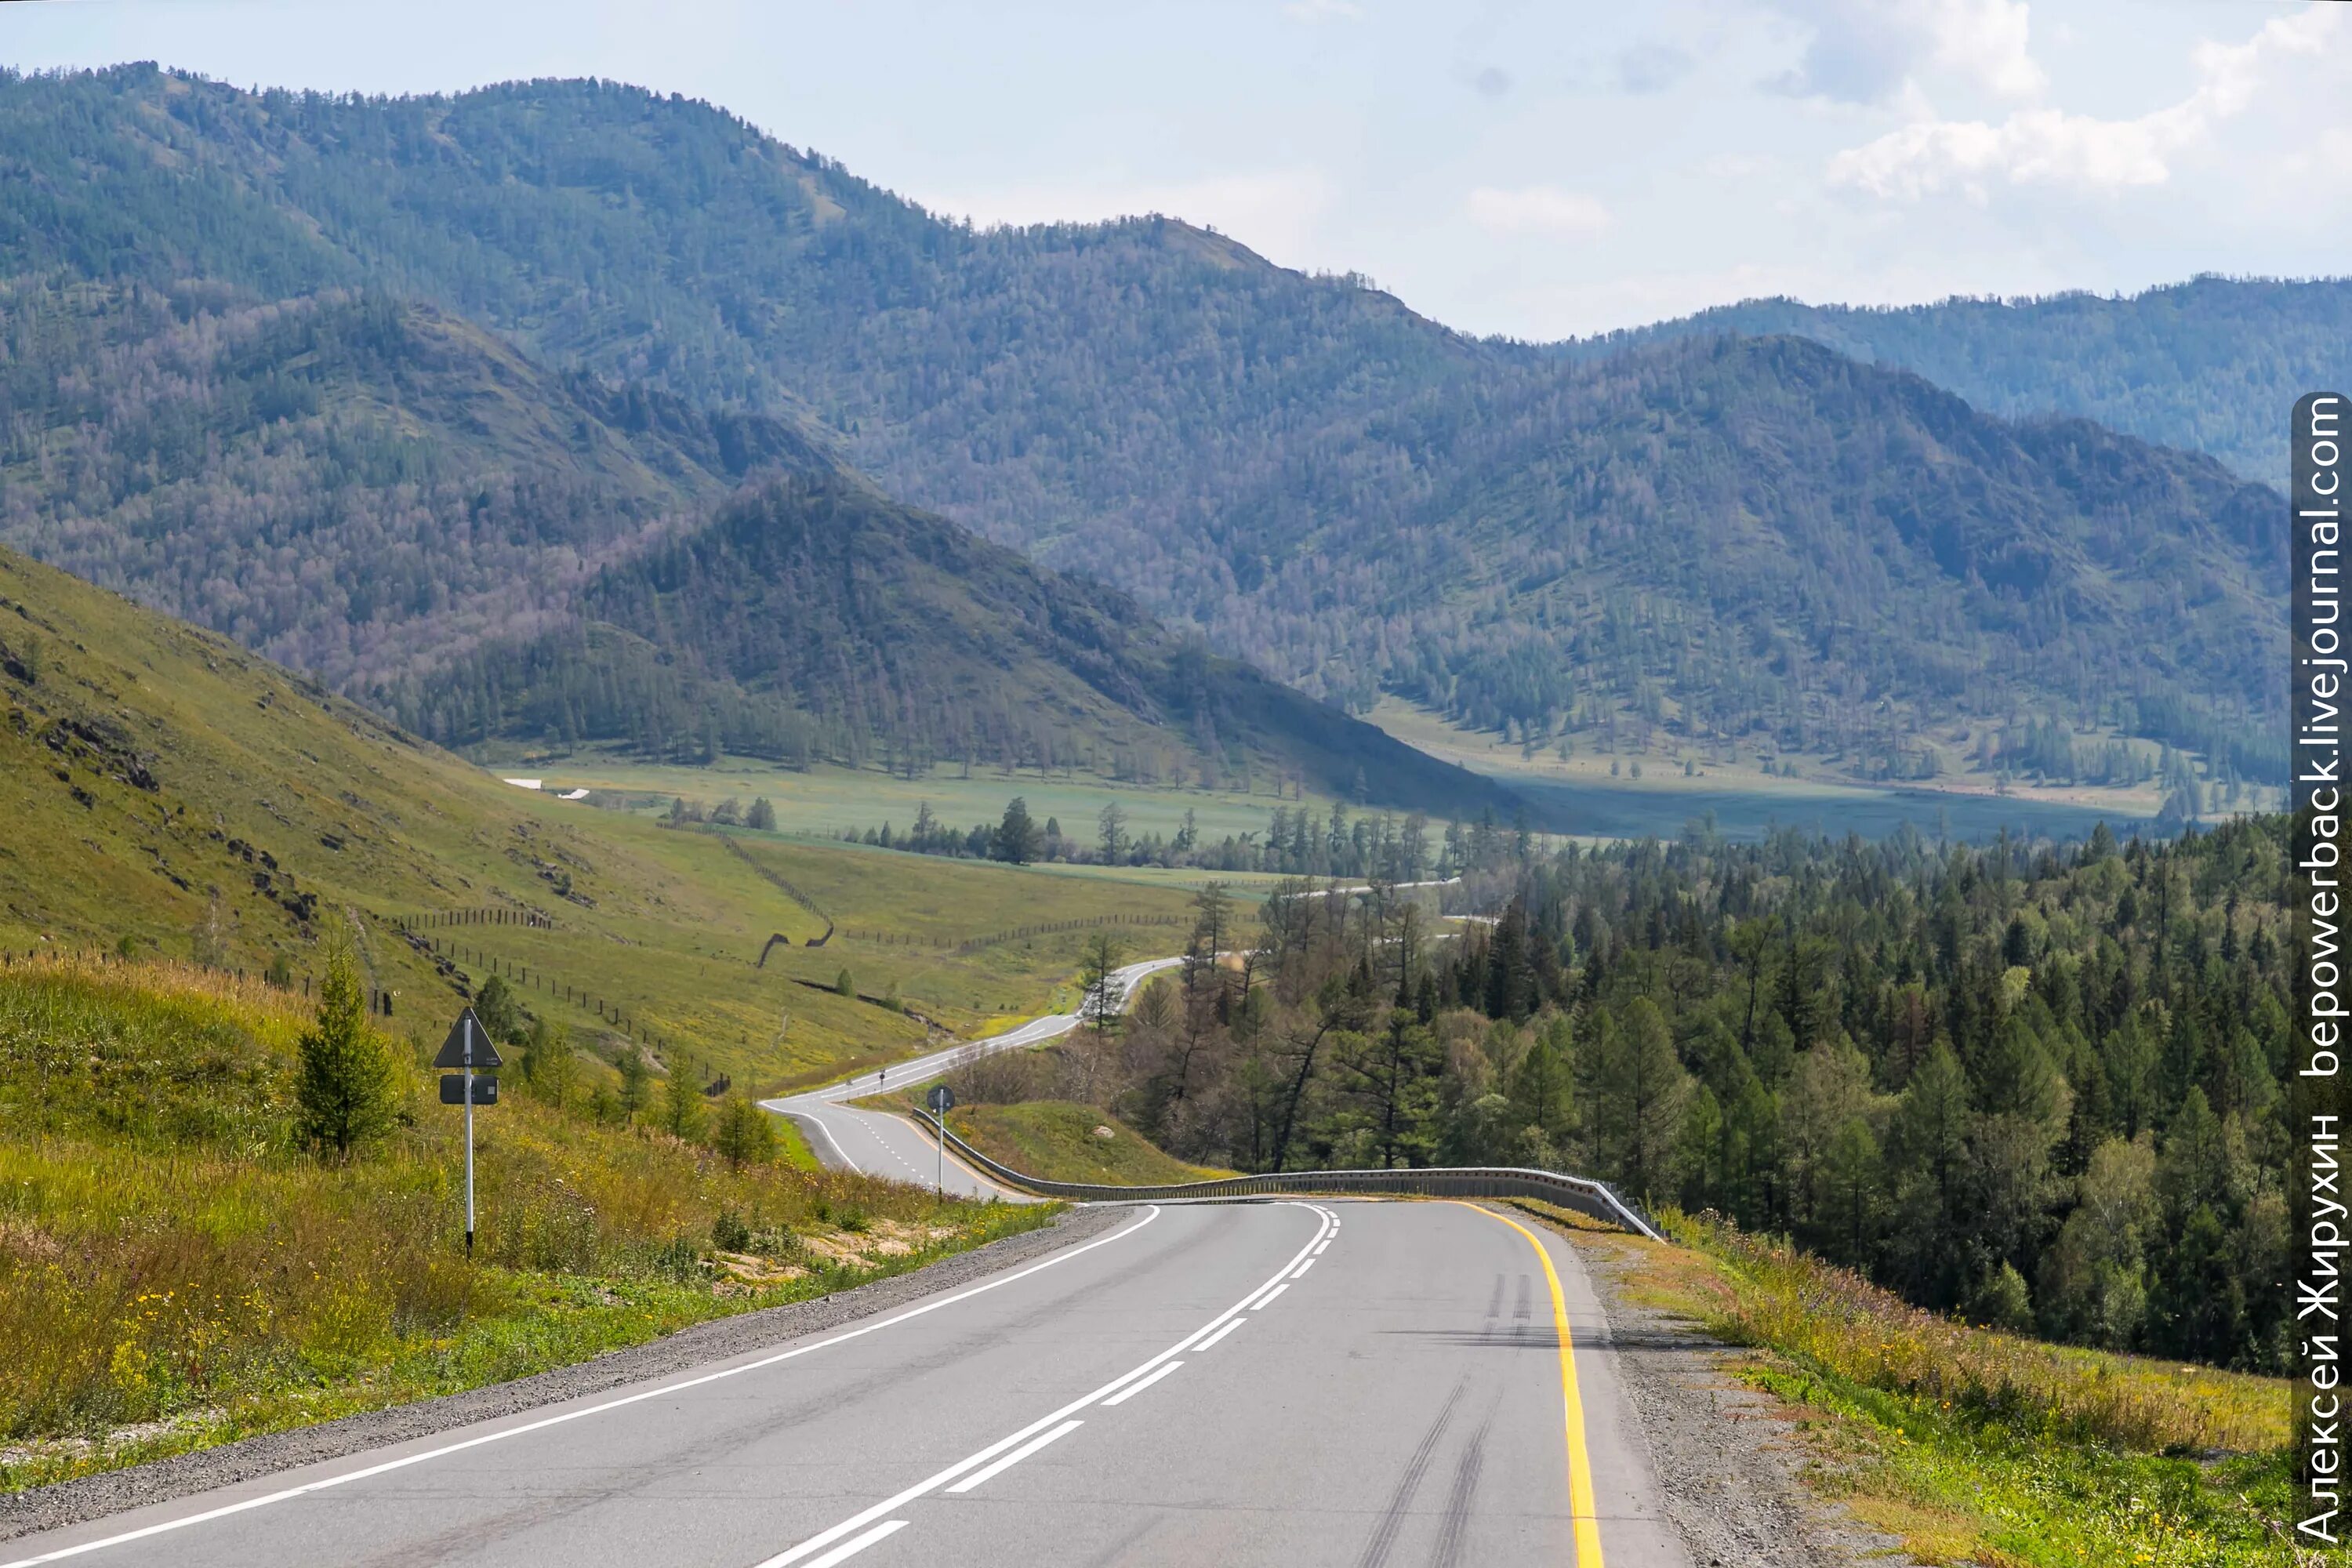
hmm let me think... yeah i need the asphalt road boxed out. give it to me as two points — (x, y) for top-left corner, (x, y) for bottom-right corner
(2, 1200), (1686, 1568)
(764, 957), (1185, 1200)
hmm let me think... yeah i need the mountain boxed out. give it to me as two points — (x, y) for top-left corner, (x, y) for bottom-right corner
(1566, 275), (2352, 487)
(386, 468), (1514, 805)
(0, 278), (1498, 811)
(0, 280), (814, 692)
(0, 67), (2298, 783)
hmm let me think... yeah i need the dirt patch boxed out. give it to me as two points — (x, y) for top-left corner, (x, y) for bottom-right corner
(1559, 1225), (1920, 1568)
(800, 1216), (931, 1265)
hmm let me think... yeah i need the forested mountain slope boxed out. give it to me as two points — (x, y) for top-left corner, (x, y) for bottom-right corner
(384, 470), (1513, 807)
(1568, 276), (2352, 486)
(0, 67), (2296, 779)
(0, 279), (1492, 808)
(0, 281), (817, 690)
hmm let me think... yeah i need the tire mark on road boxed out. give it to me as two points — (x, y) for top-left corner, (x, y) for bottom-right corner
(1430, 1408), (1492, 1568)
(1353, 1376), (1465, 1568)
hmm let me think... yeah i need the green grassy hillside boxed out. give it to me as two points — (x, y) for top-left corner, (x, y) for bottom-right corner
(0, 543), (1216, 1089)
(0, 956), (1049, 1490)
(943, 1102), (1234, 1186)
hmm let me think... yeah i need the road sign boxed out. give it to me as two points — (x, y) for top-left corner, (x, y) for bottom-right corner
(434, 1007), (504, 1069)
(440, 1073), (499, 1105)
(927, 1083), (956, 1112)
(437, 1007), (502, 1258)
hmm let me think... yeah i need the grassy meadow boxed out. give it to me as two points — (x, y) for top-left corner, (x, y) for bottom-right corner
(0, 543), (1232, 1098)
(0, 958), (1053, 1490)
(858, 1091), (1233, 1187)
(1367, 699), (2168, 843)
(1551, 1205), (2298, 1566)
(478, 750), (1325, 848)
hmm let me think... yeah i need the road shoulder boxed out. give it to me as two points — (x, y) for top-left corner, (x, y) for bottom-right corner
(0, 1204), (1125, 1545)
(1536, 1213), (1918, 1568)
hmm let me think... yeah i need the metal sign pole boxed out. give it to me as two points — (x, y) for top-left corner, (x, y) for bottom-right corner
(935, 1110), (942, 1198)
(463, 1015), (477, 1258)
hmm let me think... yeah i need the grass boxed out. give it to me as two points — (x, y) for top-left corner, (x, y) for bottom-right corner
(0, 957), (1055, 1491)
(938, 1102), (1233, 1186)
(0, 543), (1218, 1094)
(481, 749), (1328, 848)
(1540, 1205), (2299, 1566)
(1367, 698), (2164, 843)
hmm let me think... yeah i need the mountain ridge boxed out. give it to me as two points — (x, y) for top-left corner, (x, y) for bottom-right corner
(0, 65), (2301, 789)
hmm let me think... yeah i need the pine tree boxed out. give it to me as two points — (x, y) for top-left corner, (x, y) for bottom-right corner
(522, 1018), (578, 1112)
(711, 1091), (776, 1170)
(661, 1058), (708, 1142)
(294, 933), (397, 1157)
(1591, 1000), (1686, 1204)
(1080, 931), (1127, 1035)
(616, 1047), (651, 1125)
(993, 796), (1040, 864)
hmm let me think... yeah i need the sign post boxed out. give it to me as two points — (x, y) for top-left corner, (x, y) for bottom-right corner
(435, 1008), (504, 1256)
(927, 1083), (956, 1197)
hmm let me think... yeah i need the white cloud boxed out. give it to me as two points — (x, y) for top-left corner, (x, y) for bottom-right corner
(1767, 0), (2044, 103)
(1283, 0), (1363, 23)
(1924, 0), (2043, 99)
(1828, 7), (2343, 200)
(1464, 186), (1613, 237)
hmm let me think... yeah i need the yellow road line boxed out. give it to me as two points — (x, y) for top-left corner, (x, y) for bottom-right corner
(1450, 1201), (1606, 1567)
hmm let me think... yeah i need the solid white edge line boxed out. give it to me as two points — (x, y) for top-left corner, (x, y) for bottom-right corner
(760, 1201), (1333, 1567)
(1291, 1257), (1316, 1278)
(1193, 1319), (1243, 1350)
(1254, 1282), (1290, 1308)
(1097, 1360), (1182, 1407)
(788, 1519), (909, 1568)
(0, 1207), (1167, 1568)
(1313, 1240), (1330, 1254)
(774, 1105), (857, 1171)
(942, 1418), (1084, 1494)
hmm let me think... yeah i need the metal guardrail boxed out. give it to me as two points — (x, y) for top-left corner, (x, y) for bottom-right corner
(917, 1112), (1665, 1242)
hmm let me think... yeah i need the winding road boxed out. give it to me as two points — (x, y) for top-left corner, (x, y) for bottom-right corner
(764, 957), (1185, 1199)
(5, 955), (1694, 1566)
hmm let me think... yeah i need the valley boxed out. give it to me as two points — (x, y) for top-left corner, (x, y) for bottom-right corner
(0, 39), (2326, 1568)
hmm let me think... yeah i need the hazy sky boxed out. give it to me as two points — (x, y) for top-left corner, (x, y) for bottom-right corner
(4, 0), (2344, 339)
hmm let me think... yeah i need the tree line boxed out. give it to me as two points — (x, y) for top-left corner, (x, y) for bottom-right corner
(840, 794), (1538, 884)
(1009, 815), (2292, 1374)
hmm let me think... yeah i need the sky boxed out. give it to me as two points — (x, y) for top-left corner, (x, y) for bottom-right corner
(2, 0), (2345, 340)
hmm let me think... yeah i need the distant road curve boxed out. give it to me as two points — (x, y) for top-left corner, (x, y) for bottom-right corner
(764, 956), (1185, 1197)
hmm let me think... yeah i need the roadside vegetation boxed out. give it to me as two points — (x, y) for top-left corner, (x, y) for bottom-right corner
(0, 955), (1051, 1492)
(1055, 818), (2296, 1384)
(859, 1088), (1231, 1189)
(1555, 1207), (2295, 1566)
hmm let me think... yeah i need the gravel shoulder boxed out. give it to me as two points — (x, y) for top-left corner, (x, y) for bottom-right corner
(0, 1203), (1126, 1544)
(1556, 1223), (1919, 1568)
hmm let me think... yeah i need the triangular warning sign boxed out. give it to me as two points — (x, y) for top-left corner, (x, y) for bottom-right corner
(434, 1007), (504, 1069)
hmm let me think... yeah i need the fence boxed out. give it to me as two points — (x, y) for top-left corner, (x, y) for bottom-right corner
(400, 909), (557, 931)
(914, 1112), (1664, 1240)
